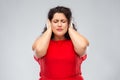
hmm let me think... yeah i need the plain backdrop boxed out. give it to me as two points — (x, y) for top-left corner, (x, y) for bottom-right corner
(0, 0), (120, 80)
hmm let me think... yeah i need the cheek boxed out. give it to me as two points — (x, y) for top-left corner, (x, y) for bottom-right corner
(65, 27), (68, 32)
(63, 26), (68, 33)
(63, 24), (69, 29)
(51, 23), (57, 28)
(51, 23), (56, 30)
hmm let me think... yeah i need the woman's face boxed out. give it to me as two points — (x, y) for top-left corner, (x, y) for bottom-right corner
(51, 13), (69, 39)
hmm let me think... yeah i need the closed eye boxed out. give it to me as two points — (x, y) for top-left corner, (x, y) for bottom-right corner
(53, 20), (58, 23)
(61, 20), (67, 23)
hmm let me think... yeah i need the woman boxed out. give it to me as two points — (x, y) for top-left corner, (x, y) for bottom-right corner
(32, 6), (89, 80)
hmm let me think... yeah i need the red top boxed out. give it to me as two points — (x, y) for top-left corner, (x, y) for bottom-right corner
(34, 40), (87, 80)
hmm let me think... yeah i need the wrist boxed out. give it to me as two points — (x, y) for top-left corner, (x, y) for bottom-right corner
(68, 26), (73, 31)
(47, 27), (52, 33)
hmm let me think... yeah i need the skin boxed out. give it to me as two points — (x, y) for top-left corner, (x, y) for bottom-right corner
(51, 13), (68, 41)
(32, 13), (89, 58)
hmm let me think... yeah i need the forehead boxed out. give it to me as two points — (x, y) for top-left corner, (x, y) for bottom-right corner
(52, 13), (67, 20)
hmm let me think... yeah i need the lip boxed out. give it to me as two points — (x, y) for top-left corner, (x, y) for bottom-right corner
(56, 28), (63, 31)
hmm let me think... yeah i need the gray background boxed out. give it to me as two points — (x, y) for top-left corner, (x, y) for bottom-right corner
(0, 0), (120, 80)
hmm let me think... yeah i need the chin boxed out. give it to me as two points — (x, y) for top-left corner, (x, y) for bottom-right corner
(57, 32), (66, 35)
(53, 31), (67, 37)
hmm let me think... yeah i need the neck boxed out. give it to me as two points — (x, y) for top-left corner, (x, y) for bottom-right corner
(53, 36), (66, 41)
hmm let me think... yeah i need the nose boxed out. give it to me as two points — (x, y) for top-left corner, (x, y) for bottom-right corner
(58, 22), (62, 27)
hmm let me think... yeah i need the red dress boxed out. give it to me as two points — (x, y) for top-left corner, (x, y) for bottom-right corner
(34, 40), (87, 80)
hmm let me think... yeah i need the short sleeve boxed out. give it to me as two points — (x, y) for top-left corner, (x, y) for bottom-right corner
(34, 55), (39, 62)
(33, 50), (43, 64)
(77, 54), (87, 64)
(80, 54), (87, 61)
(33, 55), (43, 65)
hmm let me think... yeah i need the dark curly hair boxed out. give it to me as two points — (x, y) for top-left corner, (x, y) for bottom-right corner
(42, 6), (77, 39)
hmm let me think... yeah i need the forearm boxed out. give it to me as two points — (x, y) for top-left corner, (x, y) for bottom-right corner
(68, 27), (89, 56)
(32, 27), (52, 58)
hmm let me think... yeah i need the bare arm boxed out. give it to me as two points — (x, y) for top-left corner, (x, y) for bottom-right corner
(68, 24), (89, 56)
(32, 20), (52, 58)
